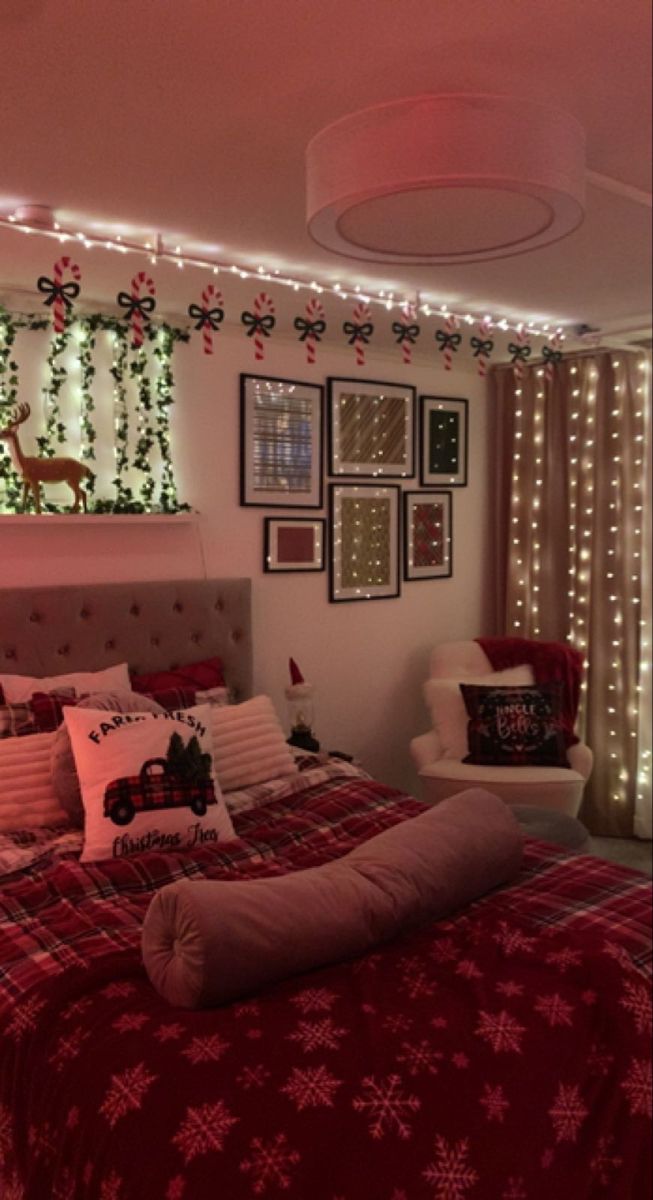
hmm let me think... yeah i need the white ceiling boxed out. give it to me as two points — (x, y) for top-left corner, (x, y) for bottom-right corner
(1, 0), (651, 336)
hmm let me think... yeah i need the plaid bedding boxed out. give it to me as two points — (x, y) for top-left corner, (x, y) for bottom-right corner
(0, 759), (651, 1199)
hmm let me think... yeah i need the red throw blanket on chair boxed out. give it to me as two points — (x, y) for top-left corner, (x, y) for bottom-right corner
(477, 636), (583, 746)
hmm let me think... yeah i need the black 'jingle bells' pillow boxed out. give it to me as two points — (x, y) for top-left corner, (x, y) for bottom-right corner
(459, 682), (570, 768)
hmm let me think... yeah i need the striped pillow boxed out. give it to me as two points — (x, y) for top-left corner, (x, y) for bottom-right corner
(0, 731), (67, 831)
(211, 695), (298, 792)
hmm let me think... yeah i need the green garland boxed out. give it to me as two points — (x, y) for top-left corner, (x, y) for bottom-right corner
(131, 343), (156, 508)
(108, 323), (133, 509)
(0, 311), (189, 516)
(37, 326), (72, 458)
(78, 318), (97, 497)
(153, 325), (180, 512)
(0, 309), (22, 510)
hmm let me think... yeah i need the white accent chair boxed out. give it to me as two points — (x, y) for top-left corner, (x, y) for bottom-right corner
(410, 640), (593, 817)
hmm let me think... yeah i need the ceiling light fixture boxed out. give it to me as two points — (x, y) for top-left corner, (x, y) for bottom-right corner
(306, 94), (586, 264)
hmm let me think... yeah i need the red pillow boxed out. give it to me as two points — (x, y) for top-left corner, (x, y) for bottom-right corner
(130, 657), (225, 694)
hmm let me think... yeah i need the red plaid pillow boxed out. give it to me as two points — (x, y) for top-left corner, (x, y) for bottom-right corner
(0, 700), (38, 738)
(2, 685), (199, 739)
(0, 688), (78, 738)
(29, 686), (198, 733)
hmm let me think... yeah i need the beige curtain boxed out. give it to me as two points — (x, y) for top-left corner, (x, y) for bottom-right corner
(490, 350), (651, 837)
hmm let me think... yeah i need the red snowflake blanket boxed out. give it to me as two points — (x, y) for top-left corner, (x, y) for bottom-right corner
(0, 761), (651, 1199)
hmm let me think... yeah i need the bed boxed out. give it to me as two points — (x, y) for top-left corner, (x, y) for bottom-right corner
(0, 579), (651, 1200)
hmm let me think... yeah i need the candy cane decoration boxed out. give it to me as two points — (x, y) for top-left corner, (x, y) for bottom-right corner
(543, 331), (563, 383)
(474, 318), (493, 379)
(254, 292), (275, 361)
(36, 257), (82, 334)
(399, 303), (417, 366)
(353, 301), (372, 367)
(303, 297), (325, 365)
(511, 324), (531, 382)
(129, 272), (156, 349)
(442, 314), (459, 371)
(189, 285), (224, 355)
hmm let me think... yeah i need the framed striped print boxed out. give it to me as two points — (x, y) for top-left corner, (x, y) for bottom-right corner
(240, 374), (323, 507)
(327, 378), (415, 478)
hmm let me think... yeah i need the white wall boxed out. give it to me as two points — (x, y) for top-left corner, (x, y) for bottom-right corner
(2, 315), (492, 797)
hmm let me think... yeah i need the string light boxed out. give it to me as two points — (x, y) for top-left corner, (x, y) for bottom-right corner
(0, 210), (564, 336)
(507, 350), (651, 819)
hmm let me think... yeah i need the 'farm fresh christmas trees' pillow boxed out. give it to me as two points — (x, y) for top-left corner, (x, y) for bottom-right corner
(64, 704), (235, 863)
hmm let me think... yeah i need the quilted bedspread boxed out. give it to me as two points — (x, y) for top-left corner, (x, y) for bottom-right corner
(0, 760), (651, 1200)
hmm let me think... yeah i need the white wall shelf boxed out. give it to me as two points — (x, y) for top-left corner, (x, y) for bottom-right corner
(0, 513), (198, 526)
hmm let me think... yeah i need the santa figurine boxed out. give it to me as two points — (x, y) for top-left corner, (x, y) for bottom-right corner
(285, 658), (319, 752)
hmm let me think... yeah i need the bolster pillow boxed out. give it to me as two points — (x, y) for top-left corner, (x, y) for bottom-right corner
(142, 788), (522, 1008)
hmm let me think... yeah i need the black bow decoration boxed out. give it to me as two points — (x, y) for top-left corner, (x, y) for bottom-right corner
(508, 342), (532, 363)
(294, 316), (327, 342)
(241, 311), (276, 338)
(392, 321), (421, 345)
(188, 303), (224, 331)
(343, 320), (374, 345)
(435, 329), (462, 352)
(117, 292), (157, 322)
(542, 345), (562, 364)
(37, 276), (80, 310)
(470, 336), (494, 357)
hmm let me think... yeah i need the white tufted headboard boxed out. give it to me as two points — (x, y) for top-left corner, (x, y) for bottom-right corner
(0, 578), (252, 702)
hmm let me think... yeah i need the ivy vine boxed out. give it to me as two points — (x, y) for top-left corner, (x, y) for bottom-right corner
(78, 318), (97, 497)
(0, 309), (22, 510)
(130, 344), (156, 508)
(153, 325), (179, 512)
(109, 324), (132, 509)
(37, 326), (72, 458)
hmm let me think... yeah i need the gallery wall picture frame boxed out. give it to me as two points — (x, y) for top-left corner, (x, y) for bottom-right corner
(327, 377), (415, 478)
(329, 482), (401, 602)
(403, 490), (453, 581)
(264, 517), (326, 573)
(240, 374), (323, 508)
(419, 395), (468, 487)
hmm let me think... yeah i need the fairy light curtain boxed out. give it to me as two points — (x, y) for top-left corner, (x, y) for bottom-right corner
(489, 350), (651, 839)
(0, 313), (188, 514)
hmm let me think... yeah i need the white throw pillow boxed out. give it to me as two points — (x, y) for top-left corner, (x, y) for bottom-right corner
(211, 695), (299, 791)
(64, 704), (234, 863)
(0, 731), (67, 831)
(1, 662), (130, 704)
(424, 666), (534, 760)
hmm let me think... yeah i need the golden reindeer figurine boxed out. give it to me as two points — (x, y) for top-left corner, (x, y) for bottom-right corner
(0, 403), (92, 514)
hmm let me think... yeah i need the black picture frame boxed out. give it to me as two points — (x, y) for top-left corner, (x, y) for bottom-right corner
(419, 395), (468, 487)
(327, 377), (415, 479)
(329, 482), (401, 602)
(263, 517), (326, 573)
(240, 373), (323, 508)
(403, 490), (453, 581)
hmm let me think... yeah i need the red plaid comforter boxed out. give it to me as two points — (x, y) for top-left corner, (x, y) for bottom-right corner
(0, 761), (651, 1199)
